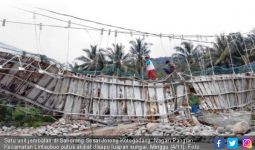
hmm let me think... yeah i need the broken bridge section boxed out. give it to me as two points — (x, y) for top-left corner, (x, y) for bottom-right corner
(0, 49), (191, 123)
(190, 74), (255, 110)
(190, 75), (255, 126)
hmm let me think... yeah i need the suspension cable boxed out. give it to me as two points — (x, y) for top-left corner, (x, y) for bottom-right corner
(236, 34), (253, 72)
(35, 7), (219, 39)
(225, 34), (235, 74)
(66, 20), (71, 70)
(33, 12), (40, 54)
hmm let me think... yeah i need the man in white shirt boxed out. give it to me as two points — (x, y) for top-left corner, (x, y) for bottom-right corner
(145, 55), (157, 80)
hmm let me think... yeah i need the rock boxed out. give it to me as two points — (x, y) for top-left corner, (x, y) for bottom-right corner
(244, 131), (255, 136)
(216, 127), (225, 134)
(152, 131), (162, 136)
(59, 118), (66, 125)
(146, 123), (159, 132)
(175, 127), (182, 132)
(9, 126), (15, 131)
(46, 125), (54, 130)
(53, 129), (60, 134)
(79, 125), (87, 131)
(61, 128), (69, 133)
(2, 126), (8, 132)
(72, 124), (79, 129)
(38, 127), (46, 134)
(225, 125), (233, 132)
(232, 121), (250, 134)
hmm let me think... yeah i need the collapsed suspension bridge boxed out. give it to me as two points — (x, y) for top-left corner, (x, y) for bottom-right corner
(0, 8), (255, 125)
(0, 43), (254, 124)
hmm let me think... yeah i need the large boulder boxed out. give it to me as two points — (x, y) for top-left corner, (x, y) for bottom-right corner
(192, 116), (200, 125)
(232, 121), (250, 134)
(146, 123), (159, 132)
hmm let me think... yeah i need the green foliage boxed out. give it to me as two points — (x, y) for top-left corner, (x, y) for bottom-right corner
(0, 104), (54, 128)
(188, 95), (199, 106)
(73, 31), (255, 78)
(75, 45), (106, 71)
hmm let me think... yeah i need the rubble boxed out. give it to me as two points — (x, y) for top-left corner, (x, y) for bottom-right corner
(0, 118), (99, 136)
(232, 121), (250, 134)
(0, 118), (253, 137)
(130, 122), (216, 136)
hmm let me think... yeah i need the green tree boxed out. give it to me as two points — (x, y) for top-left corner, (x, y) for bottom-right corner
(174, 41), (197, 64)
(104, 43), (131, 75)
(76, 45), (105, 71)
(129, 38), (151, 75)
(173, 41), (201, 72)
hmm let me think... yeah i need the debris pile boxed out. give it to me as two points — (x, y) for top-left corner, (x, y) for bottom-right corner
(0, 118), (253, 137)
(35, 118), (98, 136)
(0, 118), (102, 136)
(129, 122), (216, 136)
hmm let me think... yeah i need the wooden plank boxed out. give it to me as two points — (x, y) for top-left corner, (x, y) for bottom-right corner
(234, 78), (242, 106)
(176, 84), (186, 116)
(251, 78), (255, 102)
(220, 76), (230, 108)
(155, 83), (167, 122)
(176, 85), (185, 108)
(148, 82), (158, 120)
(241, 78), (248, 105)
(51, 78), (63, 109)
(71, 79), (83, 119)
(42, 77), (59, 108)
(117, 79), (127, 121)
(35, 78), (57, 104)
(109, 78), (118, 117)
(141, 82), (147, 119)
(133, 80), (143, 120)
(125, 80), (135, 119)
(63, 78), (75, 115)
(245, 77), (253, 105)
(196, 78), (215, 109)
(213, 77), (225, 109)
(80, 79), (91, 116)
(92, 79), (100, 117)
(203, 77), (219, 109)
(0, 63), (20, 85)
(99, 78), (110, 116)
(164, 84), (175, 113)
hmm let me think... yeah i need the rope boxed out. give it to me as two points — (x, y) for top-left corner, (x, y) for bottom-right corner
(185, 54), (193, 77)
(237, 34), (253, 72)
(0, 19), (215, 44)
(33, 12), (40, 54)
(87, 29), (104, 136)
(35, 7), (219, 39)
(207, 47), (215, 75)
(159, 33), (169, 57)
(106, 29), (111, 48)
(38, 23), (43, 54)
(66, 20), (71, 70)
(225, 34), (235, 74)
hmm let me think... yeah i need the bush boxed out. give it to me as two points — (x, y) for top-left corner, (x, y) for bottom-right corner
(0, 104), (55, 128)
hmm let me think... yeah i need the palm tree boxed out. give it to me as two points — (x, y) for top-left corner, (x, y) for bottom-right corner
(246, 34), (255, 62)
(104, 43), (131, 75)
(76, 45), (105, 71)
(173, 41), (198, 65)
(129, 38), (151, 74)
(229, 33), (251, 65)
(211, 34), (230, 66)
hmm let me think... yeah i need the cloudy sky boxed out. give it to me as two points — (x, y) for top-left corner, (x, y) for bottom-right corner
(0, 0), (255, 63)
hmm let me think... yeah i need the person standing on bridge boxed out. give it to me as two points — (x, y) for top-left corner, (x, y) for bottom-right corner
(145, 55), (157, 80)
(163, 60), (176, 75)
